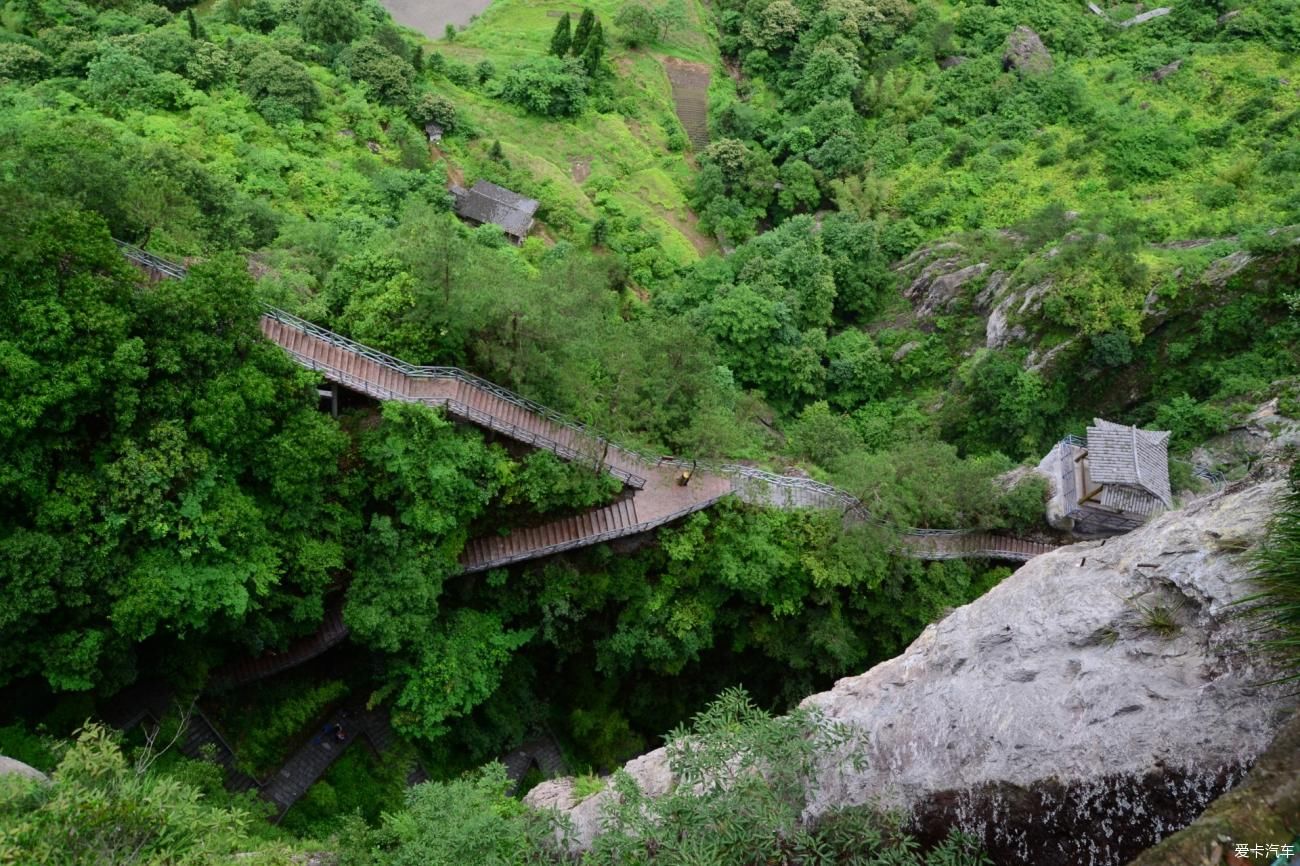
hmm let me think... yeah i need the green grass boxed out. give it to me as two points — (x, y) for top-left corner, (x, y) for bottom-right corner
(397, 0), (725, 259)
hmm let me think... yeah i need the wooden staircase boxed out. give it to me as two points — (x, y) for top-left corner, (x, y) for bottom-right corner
(462, 497), (640, 573)
(208, 605), (349, 691)
(119, 242), (1063, 575)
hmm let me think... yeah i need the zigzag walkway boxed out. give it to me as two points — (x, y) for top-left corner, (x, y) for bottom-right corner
(208, 605), (348, 692)
(500, 735), (567, 794)
(118, 241), (1060, 571)
(107, 684), (423, 818)
(104, 682), (260, 793)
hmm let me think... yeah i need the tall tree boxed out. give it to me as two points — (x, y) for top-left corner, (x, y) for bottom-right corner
(571, 8), (596, 56)
(549, 11), (572, 57)
(581, 21), (606, 76)
(0, 207), (346, 691)
(298, 0), (361, 46)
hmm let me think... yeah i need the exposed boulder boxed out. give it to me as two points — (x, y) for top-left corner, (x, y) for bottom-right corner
(527, 481), (1296, 865)
(525, 749), (673, 847)
(1123, 708), (1300, 866)
(1003, 27), (1052, 76)
(802, 480), (1293, 864)
(1118, 7), (1172, 28)
(1150, 59), (1183, 83)
(894, 242), (988, 320)
(0, 756), (48, 784)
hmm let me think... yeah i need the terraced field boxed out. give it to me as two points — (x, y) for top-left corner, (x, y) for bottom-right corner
(664, 57), (710, 151)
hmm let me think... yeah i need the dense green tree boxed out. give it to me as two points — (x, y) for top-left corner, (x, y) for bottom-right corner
(580, 20), (606, 76)
(498, 56), (588, 117)
(0, 209), (346, 690)
(409, 91), (457, 130)
(571, 7), (596, 55)
(0, 42), (49, 82)
(299, 0), (361, 46)
(614, 2), (658, 47)
(776, 158), (820, 214)
(85, 48), (191, 115)
(341, 38), (416, 106)
(241, 50), (321, 122)
(391, 610), (534, 740)
(549, 11), (572, 57)
(345, 402), (507, 655)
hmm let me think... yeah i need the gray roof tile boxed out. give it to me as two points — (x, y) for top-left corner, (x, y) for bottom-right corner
(453, 180), (539, 239)
(1085, 418), (1172, 506)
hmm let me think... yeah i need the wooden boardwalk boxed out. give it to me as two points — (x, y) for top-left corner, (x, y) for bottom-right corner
(260, 313), (736, 575)
(108, 685), (420, 817)
(120, 242), (1061, 575)
(208, 605), (348, 691)
(104, 682), (260, 794)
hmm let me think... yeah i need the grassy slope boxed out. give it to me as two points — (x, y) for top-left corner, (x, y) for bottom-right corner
(876, 31), (1298, 241)
(403, 0), (724, 262)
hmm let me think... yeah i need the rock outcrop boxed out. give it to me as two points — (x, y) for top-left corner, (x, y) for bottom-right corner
(1124, 708), (1300, 866)
(0, 756), (48, 784)
(1003, 27), (1052, 76)
(526, 481), (1296, 864)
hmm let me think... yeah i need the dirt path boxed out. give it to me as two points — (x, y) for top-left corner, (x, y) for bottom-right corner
(662, 57), (711, 152)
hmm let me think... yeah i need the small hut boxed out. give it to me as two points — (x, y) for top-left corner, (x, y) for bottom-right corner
(1038, 419), (1172, 535)
(451, 180), (539, 245)
(424, 122), (444, 143)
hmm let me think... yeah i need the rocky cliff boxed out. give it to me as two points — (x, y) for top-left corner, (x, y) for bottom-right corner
(526, 480), (1297, 864)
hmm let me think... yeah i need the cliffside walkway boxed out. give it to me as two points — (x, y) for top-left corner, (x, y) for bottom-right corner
(118, 240), (1059, 572)
(107, 684), (424, 818)
(208, 605), (348, 692)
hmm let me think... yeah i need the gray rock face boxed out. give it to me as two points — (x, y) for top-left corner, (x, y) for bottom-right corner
(1003, 27), (1052, 76)
(894, 243), (982, 321)
(0, 756), (48, 784)
(527, 482), (1296, 864)
(801, 480), (1293, 863)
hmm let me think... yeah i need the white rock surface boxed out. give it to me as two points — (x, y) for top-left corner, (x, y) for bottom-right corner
(527, 482), (1296, 862)
(0, 756), (48, 784)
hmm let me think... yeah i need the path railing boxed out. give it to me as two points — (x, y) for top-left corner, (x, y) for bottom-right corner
(117, 240), (1061, 565)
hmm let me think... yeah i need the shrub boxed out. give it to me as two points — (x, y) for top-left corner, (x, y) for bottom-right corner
(0, 725), (271, 863)
(500, 450), (621, 513)
(229, 679), (349, 775)
(242, 49), (321, 122)
(1104, 117), (1197, 183)
(409, 92), (456, 130)
(498, 56), (588, 117)
(1245, 466), (1300, 682)
(787, 401), (864, 466)
(1153, 394), (1228, 451)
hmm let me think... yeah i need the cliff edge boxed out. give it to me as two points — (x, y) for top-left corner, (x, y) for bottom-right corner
(527, 480), (1297, 864)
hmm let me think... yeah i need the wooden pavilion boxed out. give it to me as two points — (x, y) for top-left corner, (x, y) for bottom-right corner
(1039, 419), (1172, 535)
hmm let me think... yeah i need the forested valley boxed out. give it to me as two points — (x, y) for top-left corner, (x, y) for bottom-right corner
(1, 0), (1298, 861)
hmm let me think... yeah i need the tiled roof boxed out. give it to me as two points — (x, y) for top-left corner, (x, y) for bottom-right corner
(1086, 418), (1172, 506)
(453, 180), (539, 239)
(1100, 483), (1165, 516)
